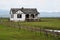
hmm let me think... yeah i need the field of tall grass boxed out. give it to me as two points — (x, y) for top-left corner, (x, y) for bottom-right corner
(0, 18), (60, 29)
(0, 24), (60, 40)
(0, 18), (60, 40)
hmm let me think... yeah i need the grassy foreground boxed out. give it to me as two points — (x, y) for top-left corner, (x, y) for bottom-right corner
(0, 18), (60, 40)
(0, 25), (59, 40)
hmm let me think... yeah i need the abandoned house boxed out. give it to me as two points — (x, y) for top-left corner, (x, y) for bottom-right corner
(10, 8), (39, 21)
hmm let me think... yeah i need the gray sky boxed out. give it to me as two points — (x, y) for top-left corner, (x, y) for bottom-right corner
(0, 0), (60, 12)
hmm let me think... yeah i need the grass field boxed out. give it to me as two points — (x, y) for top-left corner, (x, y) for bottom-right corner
(18, 18), (60, 29)
(0, 24), (60, 40)
(1, 18), (60, 29)
(0, 18), (60, 40)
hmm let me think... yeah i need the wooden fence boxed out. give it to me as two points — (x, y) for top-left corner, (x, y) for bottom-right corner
(0, 19), (60, 39)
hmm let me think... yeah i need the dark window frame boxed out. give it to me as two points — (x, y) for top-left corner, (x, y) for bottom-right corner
(17, 14), (22, 18)
(31, 14), (34, 18)
(26, 14), (29, 18)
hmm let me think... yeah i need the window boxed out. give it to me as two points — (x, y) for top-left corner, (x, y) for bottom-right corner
(17, 14), (22, 18)
(26, 14), (29, 18)
(11, 14), (14, 18)
(31, 14), (34, 18)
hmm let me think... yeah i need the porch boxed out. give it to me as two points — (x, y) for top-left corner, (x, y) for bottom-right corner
(25, 14), (39, 21)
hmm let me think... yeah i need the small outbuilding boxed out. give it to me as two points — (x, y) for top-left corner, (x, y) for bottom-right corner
(10, 8), (39, 21)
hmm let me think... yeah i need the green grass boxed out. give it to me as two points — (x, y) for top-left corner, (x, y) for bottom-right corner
(1, 18), (60, 29)
(5, 18), (60, 29)
(0, 18), (60, 40)
(0, 18), (60, 29)
(0, 24), (59, 40)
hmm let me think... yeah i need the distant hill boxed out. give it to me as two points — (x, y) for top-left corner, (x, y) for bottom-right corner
(39, 12), (60, 17)
(0, 10), (10, 18)
(0, 10), (60, 18)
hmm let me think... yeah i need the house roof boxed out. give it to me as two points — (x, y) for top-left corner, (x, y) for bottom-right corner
(10, 8), (39, 14)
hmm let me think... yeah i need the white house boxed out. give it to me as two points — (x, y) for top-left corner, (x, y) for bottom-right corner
(10, 8), (39, 21)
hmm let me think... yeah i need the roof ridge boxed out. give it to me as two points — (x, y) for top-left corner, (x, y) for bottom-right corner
(11, 8), (37, 9)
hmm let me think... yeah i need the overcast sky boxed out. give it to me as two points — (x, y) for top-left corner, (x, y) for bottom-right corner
(0, 0), (60, 12)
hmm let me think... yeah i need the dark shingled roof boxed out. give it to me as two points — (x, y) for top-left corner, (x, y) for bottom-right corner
(10, 8), (39, 14)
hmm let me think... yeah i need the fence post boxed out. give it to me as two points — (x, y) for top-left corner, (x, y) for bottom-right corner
(18, 22), (21, 30)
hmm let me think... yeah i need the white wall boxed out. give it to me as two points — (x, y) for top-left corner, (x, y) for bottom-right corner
(10, 14), (25, 21)
(10, 10), (26, 21)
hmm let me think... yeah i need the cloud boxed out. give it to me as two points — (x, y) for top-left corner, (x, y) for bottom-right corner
(0, 0), (60, 12)
(0, 0), (18, 10)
